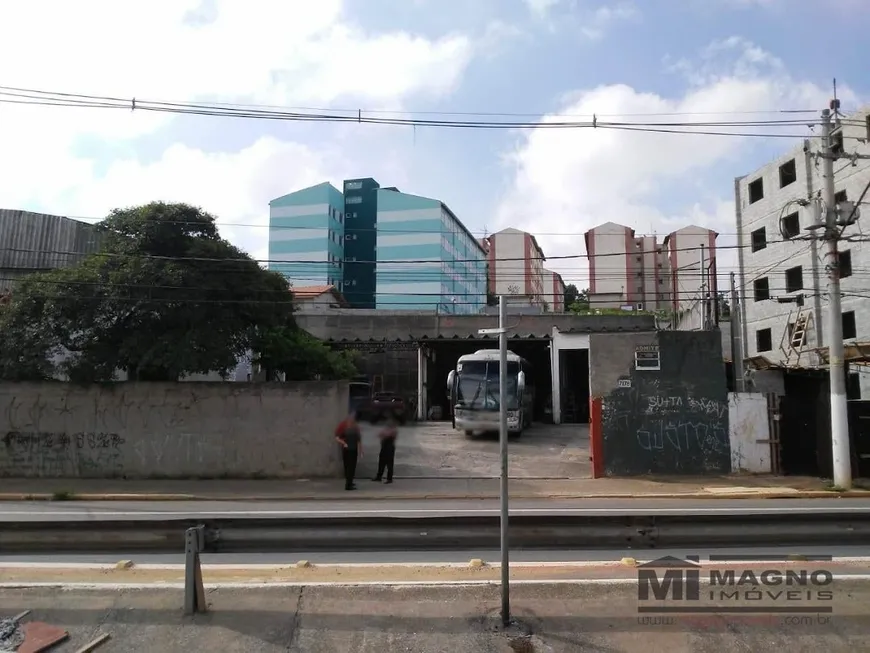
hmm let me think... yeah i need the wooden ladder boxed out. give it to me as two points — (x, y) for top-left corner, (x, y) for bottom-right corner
(790, 311), (810, 350)
(782, 309), (814, 366)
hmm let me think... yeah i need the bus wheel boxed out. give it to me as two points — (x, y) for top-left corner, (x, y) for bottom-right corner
(464, 430), (473, 437)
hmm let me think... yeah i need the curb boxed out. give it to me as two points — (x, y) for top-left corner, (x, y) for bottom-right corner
(1, 490), (868, 502)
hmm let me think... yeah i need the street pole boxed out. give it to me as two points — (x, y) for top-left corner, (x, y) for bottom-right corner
(730, 272), (746, 392)
(820, 107), (852, 489)
(477, 298), (511, 625)
(699, 244), (706, 329)
(498, 294), (510, 625)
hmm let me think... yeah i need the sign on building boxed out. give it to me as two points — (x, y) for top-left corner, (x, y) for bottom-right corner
(635, 344), (661, 371)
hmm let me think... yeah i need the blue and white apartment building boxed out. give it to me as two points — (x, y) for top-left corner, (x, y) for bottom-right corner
(268, 182), (345, 288)
(268, 178), (486, 313)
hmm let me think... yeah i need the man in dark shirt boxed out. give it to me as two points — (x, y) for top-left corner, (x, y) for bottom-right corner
(335, 411), (363, 490)
(372, 417), (398, 484)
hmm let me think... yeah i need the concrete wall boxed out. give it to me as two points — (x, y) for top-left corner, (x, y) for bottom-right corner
(591, 330), (730, 476)
(728, 392), (771, 473)
(0, 382), (347, 479)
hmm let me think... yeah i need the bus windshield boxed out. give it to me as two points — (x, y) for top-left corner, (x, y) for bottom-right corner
(456, 360), (519, 410)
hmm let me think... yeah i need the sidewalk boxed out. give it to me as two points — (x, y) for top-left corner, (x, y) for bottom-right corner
(2, 583), (868, 651)
(0, 473), (866, 501)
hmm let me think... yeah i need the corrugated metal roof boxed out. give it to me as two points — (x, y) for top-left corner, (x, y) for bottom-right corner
(0, 209), (103, 271)
(296, 312), (656, 343)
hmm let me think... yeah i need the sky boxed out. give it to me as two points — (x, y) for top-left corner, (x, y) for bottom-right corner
(0, 0), (868, 288)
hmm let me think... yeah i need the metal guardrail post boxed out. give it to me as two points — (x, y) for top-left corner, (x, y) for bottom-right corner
(184, 525), (207, 615)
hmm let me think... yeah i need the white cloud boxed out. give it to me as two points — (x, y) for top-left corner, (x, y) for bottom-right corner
(525, 0), (562, 18)
(580, 3), (639, 40)
(0, 0), (478, 242)
(525, 1), (638, 38)
(48, 132), (412, 265)
(494, 38), (858, 286)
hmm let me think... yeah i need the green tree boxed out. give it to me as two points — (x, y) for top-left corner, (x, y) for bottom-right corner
(253, 326), (358, 381)
(0, 202), (294, 382)
(563, 283), (580, 309)
(568, 287), (590, 313)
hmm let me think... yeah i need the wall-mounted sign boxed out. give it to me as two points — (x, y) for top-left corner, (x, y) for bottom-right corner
(635, 344), (661, 371)
(617, 378), (632, 388)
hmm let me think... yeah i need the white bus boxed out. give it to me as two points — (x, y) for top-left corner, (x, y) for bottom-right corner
(446, 349), (533, 437)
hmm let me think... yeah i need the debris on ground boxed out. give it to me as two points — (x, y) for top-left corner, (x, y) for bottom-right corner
(74, 632), (112, 652)
(18, 620), (69, 652)
(0, 616), (24, 651)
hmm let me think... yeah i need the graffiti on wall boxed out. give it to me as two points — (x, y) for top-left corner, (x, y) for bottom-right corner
(601, 330), (732, 478)
(2, 430), (126, 477)
(602, 383), (730, 475)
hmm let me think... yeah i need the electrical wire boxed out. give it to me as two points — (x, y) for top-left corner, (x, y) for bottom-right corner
(6, 235), (863, 268)
(0, 85), (851, 139)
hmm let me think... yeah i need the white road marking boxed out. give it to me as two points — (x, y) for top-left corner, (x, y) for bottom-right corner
(0, 506), (869, 518)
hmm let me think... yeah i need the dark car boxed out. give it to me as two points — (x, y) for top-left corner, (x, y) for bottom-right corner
(368, 392), (407, 424)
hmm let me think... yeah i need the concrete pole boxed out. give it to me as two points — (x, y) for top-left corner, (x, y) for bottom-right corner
(730, 272), (746, 392)
(699, 244), (706, 329)
(498, 294), (511, 625)
(821, 107), (852, 489)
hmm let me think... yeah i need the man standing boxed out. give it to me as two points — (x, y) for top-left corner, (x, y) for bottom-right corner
(372, 417), (398, 484)
(335, 411), (363, 491)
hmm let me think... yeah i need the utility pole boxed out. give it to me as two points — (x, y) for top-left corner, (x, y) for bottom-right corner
(478, 296), (511, 625)
(730, 272), (746, 391)
(820, 106), (852, 489)
(699, 244), (707, 329)
(497, 295), (510, 624)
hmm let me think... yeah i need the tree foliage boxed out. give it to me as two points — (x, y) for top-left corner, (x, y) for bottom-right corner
(567, 287), (590, 313)
(563, 283), (580, 310)
(253, 326), (358, 381)
(0, 202), (303, 382)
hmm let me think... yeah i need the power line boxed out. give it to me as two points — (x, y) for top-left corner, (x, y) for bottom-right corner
(0, 86), (843, 138)
(4, 237), (859, 268)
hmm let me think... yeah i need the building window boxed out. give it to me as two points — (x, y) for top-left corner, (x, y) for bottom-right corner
(785, 266), (803, 293)
(839, 250), (853, 278)
(751, 227), (767, 252)
(346, 195), (362, 204)
(848, 372), (861, 400)
(843, 310), (857, 339)
(779, 159), (797, 188)
(756, 328), (773, 352)
(753, 277), (770, 302)
(781, 212), (800, 239)
(345, 181), (362, 190)
(749, 178), (764, 204)
(835, 189), (848, 204)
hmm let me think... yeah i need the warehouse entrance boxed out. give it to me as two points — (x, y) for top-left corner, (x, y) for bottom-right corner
(424, 338), (553, 423)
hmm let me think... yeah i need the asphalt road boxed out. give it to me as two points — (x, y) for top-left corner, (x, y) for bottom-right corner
(0, 497), (867, 521)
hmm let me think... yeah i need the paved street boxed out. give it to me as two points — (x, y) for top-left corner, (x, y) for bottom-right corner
(356, 421), (590, 479)
(1, 582), (868, 652)
(0, 497), (868, 521)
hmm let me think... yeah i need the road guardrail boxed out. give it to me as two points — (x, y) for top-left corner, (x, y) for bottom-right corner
(2, 511), (869, 613)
